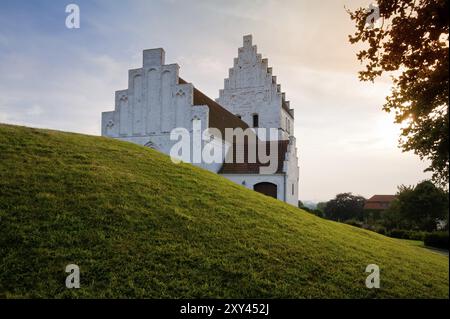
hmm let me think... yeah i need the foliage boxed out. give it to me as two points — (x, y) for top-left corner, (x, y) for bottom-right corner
(316, 202), (327, 214)
(298, 201), (323, 218)
(348, 0), (449, 186)
(424, 232), (449, 249)
(323, 193), (366, 222)
(372, 225), (387, 236)
(386, 229), (428, 241)
(0, 124), (448, 298)
(381, 201), (410, 230)
(384, 181), (449, 231)
(344, 219), (364, 228)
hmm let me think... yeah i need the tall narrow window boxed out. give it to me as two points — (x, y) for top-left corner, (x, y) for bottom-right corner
(252, 114), (259, 127)
(292, 184), (294, 195)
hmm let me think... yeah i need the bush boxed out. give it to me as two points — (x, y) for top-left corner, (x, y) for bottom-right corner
(424, 232), (449, 249)
(344, 219), (364, 228)
(387, 229), (408, 239)
(373, 226), (387, 235)
(387, 229), (427, 241)
(344, 220), (387, 235)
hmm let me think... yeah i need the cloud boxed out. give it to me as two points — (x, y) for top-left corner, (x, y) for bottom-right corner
(0, 0), (432, 201)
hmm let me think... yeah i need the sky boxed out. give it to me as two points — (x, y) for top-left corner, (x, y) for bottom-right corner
(0, 0), (432, 201)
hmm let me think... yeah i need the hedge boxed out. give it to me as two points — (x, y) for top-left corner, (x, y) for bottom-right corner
(424, 232), (449, 250)
(386, 229), (427, 241)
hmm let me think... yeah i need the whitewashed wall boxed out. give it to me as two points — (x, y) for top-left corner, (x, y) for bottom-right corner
(101, 48), (227, 173)
(283, 136), (300, 206)
(216, 35), (294, 141)
(221, 174), (286, 201)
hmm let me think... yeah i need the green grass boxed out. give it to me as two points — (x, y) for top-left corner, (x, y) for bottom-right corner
(397, 239), (449, 257)
(397, 239), (425, 248)
(0, 124), (448, 298)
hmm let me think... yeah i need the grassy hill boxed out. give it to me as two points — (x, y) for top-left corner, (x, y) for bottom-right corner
(0, 124), (448, 298)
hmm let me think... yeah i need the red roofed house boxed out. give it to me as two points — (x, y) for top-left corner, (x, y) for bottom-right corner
(364, 195), (397, 220)
(364, 195), (397, 211)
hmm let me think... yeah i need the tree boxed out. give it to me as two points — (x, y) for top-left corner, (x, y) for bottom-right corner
(316, 202), (328, 213)
(324, 193), (366, 222)
(298, 200), (324, 218)
(385, 180), (449, 231)
(348, 0), (449, 186)
(382, 199), (411, 230)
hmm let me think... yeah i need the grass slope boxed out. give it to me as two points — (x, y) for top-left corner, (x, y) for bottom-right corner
(0, 124), (448, 298)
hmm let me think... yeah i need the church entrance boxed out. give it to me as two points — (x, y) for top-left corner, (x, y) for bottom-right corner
(253, 182), (277, 199)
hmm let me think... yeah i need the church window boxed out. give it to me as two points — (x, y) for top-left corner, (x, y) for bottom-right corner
(252, 114), (259, 127)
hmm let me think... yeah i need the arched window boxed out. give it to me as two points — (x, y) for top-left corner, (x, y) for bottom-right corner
(252, 114), (259, 128)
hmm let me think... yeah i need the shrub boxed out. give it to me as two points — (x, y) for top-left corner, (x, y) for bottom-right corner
(387, 229), (427, 240)
(424, 232), (449, 250)
(387, 229), (408, 239)
(373, 226), (387, 235)
(344, 219), (364, 228)
(407, 231), (427, 241)
(344, 220), (386, 235)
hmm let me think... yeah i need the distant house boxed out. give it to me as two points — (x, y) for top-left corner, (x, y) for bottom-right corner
(363, 195), (397, 221)
(364, 195), (397, 211)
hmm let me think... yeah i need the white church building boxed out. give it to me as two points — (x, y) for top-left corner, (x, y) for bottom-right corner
(102, 35), (299, 205)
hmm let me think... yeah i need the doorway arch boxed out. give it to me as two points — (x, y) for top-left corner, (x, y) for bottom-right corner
(253, 182), (277, 199)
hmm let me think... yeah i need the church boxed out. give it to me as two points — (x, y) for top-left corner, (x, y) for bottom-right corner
(102, 35), (299, 205)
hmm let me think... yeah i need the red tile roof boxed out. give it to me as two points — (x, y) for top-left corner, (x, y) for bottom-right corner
(368, 195), (397, 202)
(364, 195), (397, 210)
(219, 140), (289, 174)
